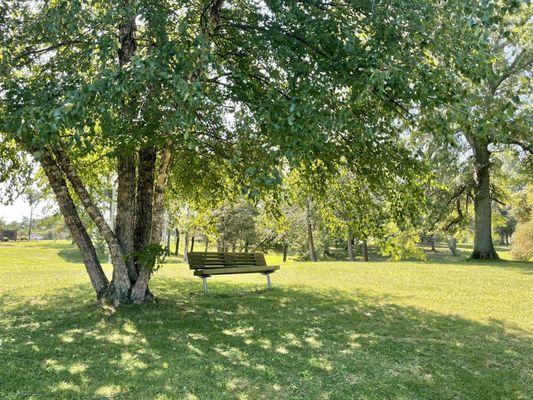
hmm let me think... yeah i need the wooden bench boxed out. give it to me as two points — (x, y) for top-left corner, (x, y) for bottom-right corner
(188, 252), (280, 294)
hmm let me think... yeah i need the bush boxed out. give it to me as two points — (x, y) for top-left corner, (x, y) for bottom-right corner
(378, 223), (427, 261)
(510, 219), (533, 261)
(18, 236), (28, 241)
(3, 237), (9, 242)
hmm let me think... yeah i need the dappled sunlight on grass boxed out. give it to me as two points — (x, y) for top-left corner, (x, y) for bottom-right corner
(1, 241), (532, 399)
(1, 280), (532, 399)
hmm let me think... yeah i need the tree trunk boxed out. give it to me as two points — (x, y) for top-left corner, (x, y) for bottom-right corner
(28, 206), (33, 240)
(448, 237), (458, 256)
(53, 149), (131, 302)
(430, 236), (436, 252)
(307, 221), (317, 262)
(40, 153), (109, 298)
(113, 8), (139, 285)
(166, 229), (171, 256)
(190, 235), (195, 252)
(347, 231), (355, 261)
(115, 152), (137, 281)
(306, 200), (317, 262)
(283, 244), (288, 262)
(131, 147), (173, 303)
(150, 149), (173, 244)
(205, 239), (209, 252)
(183, 232), (189, 263)
(130, 147), (157, 303)
(244, 241), (249, 253)
(134, 147), (157, 257)
(362, 239), (369, 262)
(468, 137), (498, 259)
(174, 229), (180, 256)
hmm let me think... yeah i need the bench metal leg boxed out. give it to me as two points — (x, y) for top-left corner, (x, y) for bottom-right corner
(266, 273), (272, 290)
(202, 276), (208, 295)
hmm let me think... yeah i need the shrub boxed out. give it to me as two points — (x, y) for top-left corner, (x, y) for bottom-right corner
(18, 236), (28, 241)
(3, 237), (9, 242)
(510, 219), (533, 261)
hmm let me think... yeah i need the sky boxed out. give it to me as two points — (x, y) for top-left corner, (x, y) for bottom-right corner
(0, 197), (32, 223)
(0, 197), (51, 223)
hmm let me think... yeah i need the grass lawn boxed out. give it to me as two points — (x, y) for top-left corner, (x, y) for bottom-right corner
(1, 241), (532, 399)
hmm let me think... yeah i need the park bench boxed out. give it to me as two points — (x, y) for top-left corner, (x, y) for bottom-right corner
(188, 252), (280, 294)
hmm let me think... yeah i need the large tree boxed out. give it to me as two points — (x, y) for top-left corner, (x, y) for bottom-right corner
(419, 1), (532, 259)
(2, 0), (453, 304)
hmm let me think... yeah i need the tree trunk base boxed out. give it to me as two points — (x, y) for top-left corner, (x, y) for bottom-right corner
(99, 284), (156, 306)
(470, 249), (499, 260)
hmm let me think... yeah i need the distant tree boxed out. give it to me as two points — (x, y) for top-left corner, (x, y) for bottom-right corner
(511, 183), (533, 261)
(213, 200), (258, 252)
(23, 186), (43, 240)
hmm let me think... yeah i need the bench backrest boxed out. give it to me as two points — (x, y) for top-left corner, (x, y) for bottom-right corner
(188, 252), (267, 269)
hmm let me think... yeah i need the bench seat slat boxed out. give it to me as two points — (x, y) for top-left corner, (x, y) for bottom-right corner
(188, 252), (268, 269)
(194, 265), (280, 276)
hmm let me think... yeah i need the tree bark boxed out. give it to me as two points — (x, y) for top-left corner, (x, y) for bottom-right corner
(115, 152), (137, 281)
(283, 244), (288, 262)
(174, 228), (180, 255)
(53, 149), (131, 302)
(430, 235), (436, 252)
(134, 147), (157, 257)
(183, 232), (190, 263)
(150, 148), (173, 245)
(132, 147), (174, 303)
(468, 137), (498, 259)
(166, 229), (171, 256)
(306, 199), (317, 262)
(347, 231), (355, 261)
(205, 238), (209, 252)
(28, 206), (33, 240)
(362, 239), (369, 262)
(190, 235), (195, 252)
(40, 153), (109, 298)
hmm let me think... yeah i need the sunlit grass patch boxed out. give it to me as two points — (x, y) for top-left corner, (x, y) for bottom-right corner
(1, 240), (532, 399)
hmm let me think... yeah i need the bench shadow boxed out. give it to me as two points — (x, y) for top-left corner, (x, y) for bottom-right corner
(1, 279), (531, 400)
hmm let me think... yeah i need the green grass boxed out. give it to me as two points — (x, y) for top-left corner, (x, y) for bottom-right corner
(1, 241), (532, 399)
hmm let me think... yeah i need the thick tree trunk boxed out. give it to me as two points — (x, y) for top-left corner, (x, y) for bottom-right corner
(115, 152), (137, 281)
(347, 231), (355, 261)
(128, 148), (156, 303)
(174, 229), (180, 255)
(362, 239), (369, 262)
(131, 148), (173, 303)
(40, 153), (109, 298)
(134, 147), (157, 257)
(53, 149), (131, 302)
(468, 137), (498, 259)
(283, 244), (288, 262)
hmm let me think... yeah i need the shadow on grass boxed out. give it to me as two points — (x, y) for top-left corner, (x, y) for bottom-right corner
(1, 280), (531, 400)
